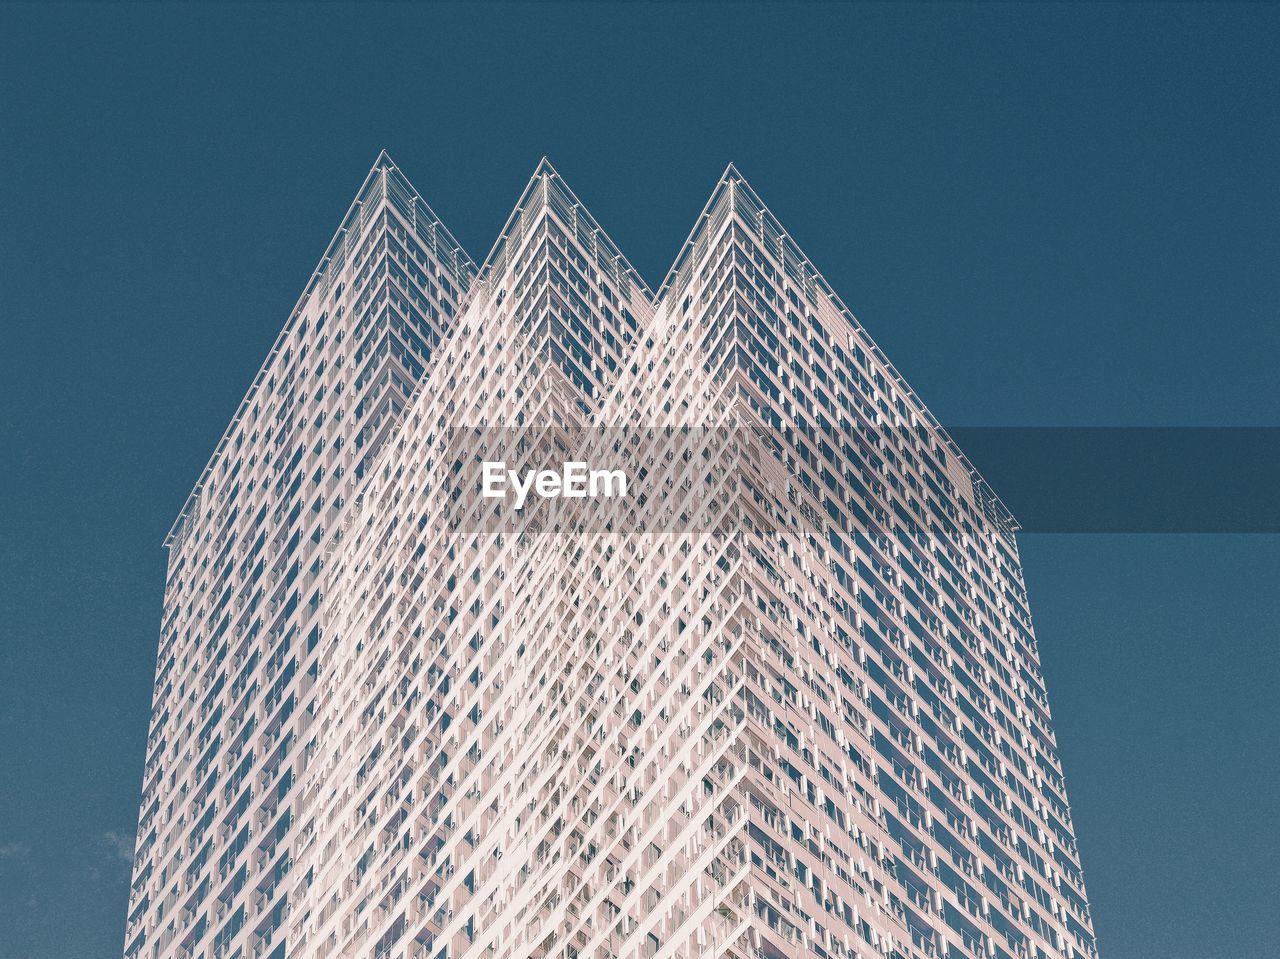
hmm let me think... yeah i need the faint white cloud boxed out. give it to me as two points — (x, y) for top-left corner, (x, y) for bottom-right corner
(0, 841), (30, 860)
(98, 830), (135, 865)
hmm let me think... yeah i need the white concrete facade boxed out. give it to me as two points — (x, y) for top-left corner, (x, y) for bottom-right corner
(127, 157), (1097, 959)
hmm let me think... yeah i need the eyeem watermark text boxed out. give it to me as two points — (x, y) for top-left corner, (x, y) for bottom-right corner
(482, 461), (628, 510)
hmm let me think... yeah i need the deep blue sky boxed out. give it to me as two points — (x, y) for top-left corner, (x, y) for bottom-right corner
(2, 3), (1277, 958)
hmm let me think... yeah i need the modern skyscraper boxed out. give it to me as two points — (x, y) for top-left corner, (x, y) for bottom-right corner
(126, 155), (1098, 959)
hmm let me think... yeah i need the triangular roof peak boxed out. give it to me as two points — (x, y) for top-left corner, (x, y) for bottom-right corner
(657, 163), (749, 302)
(165, 153), (476, 547)
(532, 155), (558, 178)
(474, 159), (653, 298)
(658, 162), (1022, 538)
(657, 162), (801, 302)
(718, 161), (770, 214)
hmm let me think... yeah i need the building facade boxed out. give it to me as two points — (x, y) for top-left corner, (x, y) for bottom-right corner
(126, 156), (1098, 959)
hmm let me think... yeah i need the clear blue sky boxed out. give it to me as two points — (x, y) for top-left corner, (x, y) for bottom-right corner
(1, 3), (1277, 958)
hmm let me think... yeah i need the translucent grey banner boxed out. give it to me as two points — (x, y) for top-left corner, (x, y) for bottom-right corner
(401, 426), (1280, 539)
(947, 427), (1280, 533)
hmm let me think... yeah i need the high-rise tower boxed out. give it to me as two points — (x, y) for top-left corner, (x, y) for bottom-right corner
(124, 155), (476, 959)
(127, 157), (1097, 959)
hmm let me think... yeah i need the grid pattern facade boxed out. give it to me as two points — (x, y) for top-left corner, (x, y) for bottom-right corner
(127, 157), (1096, 959)
(124, 154), (476, 959)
